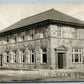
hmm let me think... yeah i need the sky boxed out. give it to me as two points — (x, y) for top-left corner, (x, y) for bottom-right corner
(0, 0), (84, 2)
(0, 2), (84, 31)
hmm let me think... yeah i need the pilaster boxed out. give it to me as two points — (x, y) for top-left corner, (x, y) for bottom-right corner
(17, 49), (21, 63)
(35, 45), (41, 69)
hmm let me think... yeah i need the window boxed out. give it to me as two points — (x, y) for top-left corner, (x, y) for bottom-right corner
(75, 54), (78, 62)
(72, 48), (82, 63)
(29, 29), (35, 40)
(22, 36), (25, 41)
(32, 34), (34, 39)
(6, 36), (9, 43)
(30, 50), (35, 63)
(57, 25), (62, 37)
(13, 51), (17, 62)
(5, 51), (9, 62)
(7, 56), (9, 62)
(21, 50), (26, 62)
(72, 54), (73, 62)
(14, 35), (17, 42)
(30, 34), (34, 40)
(21, 32), (25, 41)
(42, 49), (47, 63)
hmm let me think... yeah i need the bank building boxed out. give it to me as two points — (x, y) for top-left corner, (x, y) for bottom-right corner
(0, 8), (84, 70)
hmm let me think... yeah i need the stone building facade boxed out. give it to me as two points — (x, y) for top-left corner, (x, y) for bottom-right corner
(0, 8), (84, 70)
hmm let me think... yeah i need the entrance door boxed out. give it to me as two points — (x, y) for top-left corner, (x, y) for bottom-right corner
(0, 55), (2, 66)
(58, 53), (64, 69)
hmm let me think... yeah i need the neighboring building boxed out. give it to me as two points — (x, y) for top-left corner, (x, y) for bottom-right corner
(0, 8), (84, 70)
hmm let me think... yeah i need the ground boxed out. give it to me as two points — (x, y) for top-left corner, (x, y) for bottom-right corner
(0, 69), (84, 82)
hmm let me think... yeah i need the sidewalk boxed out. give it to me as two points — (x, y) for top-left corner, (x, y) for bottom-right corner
(0, 69), (84, 82)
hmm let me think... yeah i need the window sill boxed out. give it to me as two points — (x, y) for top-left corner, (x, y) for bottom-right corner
(20, 62), (35, 64)
(72, 62), (82, 64)
(40, 63), (47, 65)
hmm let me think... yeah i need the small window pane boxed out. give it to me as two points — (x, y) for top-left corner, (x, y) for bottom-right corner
(30, 50), (35, 63)
(43, 54), (47, 63)
(32, 34), (34, 39)
(22, 36), (24, 41)
(14, 51), (16, 62)
(23, 55), (25, 62)
(75, 49), (78, 52)
(14, 36), (17, 42)
(15, 55), (16, 62)
(75, 54), (78, 62)
(7, 37), (9, 42)
(32, 54), (34, 63)
(43, 49), (47, 52)
(72, 54), (73, 62)
(80, 54), (81, 62)
(7, 56), (9, 62)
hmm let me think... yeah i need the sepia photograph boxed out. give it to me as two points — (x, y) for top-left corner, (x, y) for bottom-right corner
(0, 2), (84, 82)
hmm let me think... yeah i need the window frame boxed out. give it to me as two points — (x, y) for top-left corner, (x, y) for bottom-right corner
(14, 34), (17, 42)
(41, 48), (47, 64)
(72, 48), (82, 63)
(5, 51), (9, 63)
(13, 51), (17, 63)
(21, 50), (26, 63)
(30, 50), (35, 63)
(6, 36), (10, 43)
(21, 32), (25, 41)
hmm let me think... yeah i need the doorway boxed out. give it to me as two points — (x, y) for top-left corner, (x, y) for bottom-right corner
(58, 53), (64, 69)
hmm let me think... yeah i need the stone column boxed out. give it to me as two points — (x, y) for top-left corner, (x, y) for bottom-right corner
(17, 49), (21, 63)
(55, 51), (58, 69)
(50, 48), (56, 69)
(3, 52), (6, 64)
(25, 47), (29, 63)
(63, 53), (66, 69)
(9, 50), (13, 63)
(28, 49), (30, 63)
(35, 46), (41, 69)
